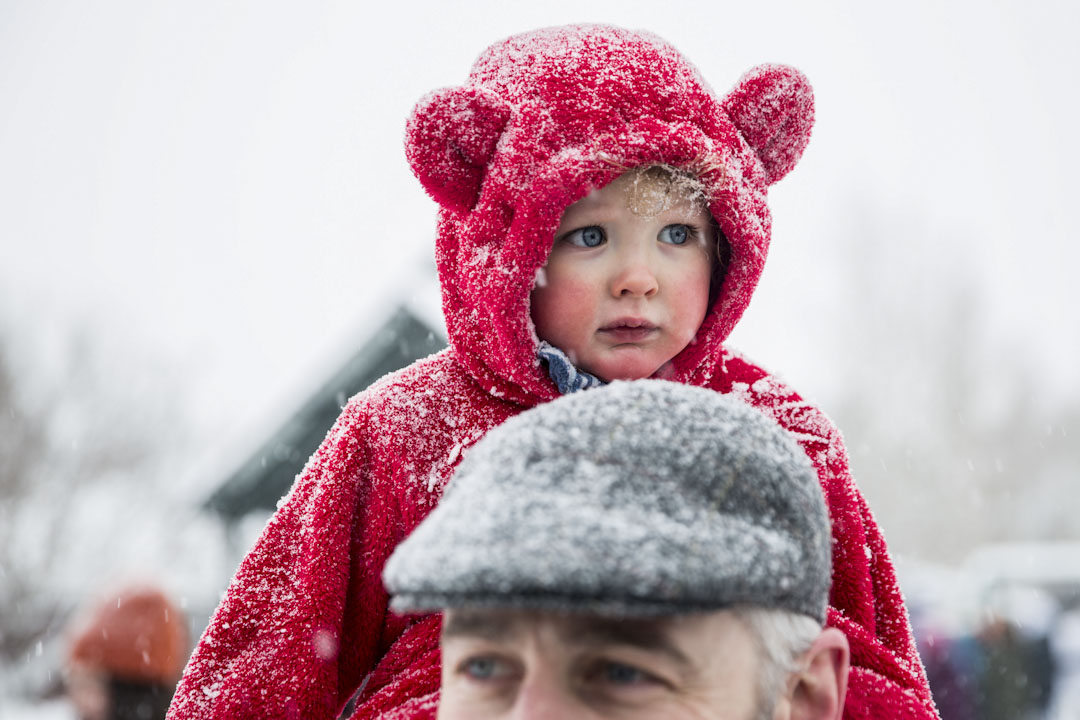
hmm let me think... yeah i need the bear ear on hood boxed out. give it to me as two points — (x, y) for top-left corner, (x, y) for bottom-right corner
(405, 86), (512, 214)
(721, 64), (814, 186)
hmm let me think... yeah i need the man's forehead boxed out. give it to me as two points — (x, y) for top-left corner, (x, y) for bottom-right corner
(444, 608), (680, 637)
(441, 608), (742, 664)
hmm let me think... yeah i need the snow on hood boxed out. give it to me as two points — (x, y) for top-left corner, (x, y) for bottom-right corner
(405, 24), (814, 406)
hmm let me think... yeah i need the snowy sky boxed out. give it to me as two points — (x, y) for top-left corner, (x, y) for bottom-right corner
(2, 0), (1078, 493)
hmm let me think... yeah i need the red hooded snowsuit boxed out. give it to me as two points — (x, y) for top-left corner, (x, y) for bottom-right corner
(169, 25), (939, 720)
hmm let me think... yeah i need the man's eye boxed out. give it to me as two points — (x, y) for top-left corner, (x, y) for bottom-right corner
(658, 224), (691, 245)
(565, 226), (606, 247)
(593, 661), (662, 688)
(460, 656), (512, 681)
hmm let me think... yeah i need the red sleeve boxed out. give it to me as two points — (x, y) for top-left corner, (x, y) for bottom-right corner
(167, 399), (391, 719)
(716, 352), (941, 720)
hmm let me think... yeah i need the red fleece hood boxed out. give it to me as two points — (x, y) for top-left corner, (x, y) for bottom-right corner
(405, 24), (814, 406)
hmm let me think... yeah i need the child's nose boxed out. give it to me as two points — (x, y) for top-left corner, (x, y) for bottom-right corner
(611, 250), (659, 298)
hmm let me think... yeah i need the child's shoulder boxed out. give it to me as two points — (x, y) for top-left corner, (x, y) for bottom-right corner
(334, 347), (515, 443)
(343, 348), (473, 417)
(714, 346), (843, 453)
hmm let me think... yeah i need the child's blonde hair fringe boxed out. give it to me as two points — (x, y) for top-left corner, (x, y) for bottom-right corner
(587, 151), (726, 218)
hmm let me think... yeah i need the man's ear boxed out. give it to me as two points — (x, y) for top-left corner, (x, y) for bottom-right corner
(778, 627), (849, 720)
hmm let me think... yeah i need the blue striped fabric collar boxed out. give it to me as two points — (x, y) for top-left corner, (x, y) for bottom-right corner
(538, 341), (606, 395)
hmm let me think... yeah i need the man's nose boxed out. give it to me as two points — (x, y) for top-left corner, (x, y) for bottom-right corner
(610, 242), (659, 298)
(510, 677), (581, 720)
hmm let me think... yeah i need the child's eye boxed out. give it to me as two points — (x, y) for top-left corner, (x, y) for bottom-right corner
(658, 224), (692, 245)
(564, 226), (606, 248)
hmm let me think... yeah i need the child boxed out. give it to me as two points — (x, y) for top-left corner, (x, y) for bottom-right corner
(168, 24), (939, 720)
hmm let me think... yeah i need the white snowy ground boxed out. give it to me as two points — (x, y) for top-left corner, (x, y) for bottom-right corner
(0, 698), (75, 719)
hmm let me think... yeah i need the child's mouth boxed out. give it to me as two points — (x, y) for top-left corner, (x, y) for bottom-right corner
(598, 320), (658, 342)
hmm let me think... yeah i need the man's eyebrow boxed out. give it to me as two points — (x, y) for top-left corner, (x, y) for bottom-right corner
(441, 611), (517, 642)
(560, 617), (693, 667)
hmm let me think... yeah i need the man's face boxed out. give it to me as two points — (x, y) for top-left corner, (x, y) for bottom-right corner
(65, 663), (109, 720)
(530, 170), (714, 382)
(438, 609), (762, 720)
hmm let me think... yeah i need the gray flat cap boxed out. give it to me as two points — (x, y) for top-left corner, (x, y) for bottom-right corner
(383, 380), (832, 622)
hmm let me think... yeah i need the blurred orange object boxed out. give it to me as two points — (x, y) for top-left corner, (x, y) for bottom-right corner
(68, 585), (189, 685)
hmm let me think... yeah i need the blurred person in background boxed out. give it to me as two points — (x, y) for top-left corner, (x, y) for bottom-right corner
(913, 624), (977, 720)
(975, 585), (1059, 720)
(65, 585), (189, 720)
(1047, 606), (1080, 720)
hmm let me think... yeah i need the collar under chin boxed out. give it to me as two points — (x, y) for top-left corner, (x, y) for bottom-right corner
(537, 341), (606, 395)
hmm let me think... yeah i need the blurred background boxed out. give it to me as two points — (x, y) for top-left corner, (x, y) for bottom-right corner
(1, 1), (1077, 717)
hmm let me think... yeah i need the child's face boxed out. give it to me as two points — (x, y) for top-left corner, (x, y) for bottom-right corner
(531, 170), (714, 382)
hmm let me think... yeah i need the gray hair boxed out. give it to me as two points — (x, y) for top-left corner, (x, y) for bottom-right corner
(732, 607), (822, 720)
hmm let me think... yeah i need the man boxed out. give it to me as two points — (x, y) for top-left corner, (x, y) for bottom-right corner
(383, 380), (849, 719)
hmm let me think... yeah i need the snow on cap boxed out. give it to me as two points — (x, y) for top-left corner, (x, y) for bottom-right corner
(383, 380), (832, 623)
(405, 25), (815, 404)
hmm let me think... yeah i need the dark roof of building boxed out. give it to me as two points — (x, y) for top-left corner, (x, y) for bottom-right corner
(203, 306), (445, 520)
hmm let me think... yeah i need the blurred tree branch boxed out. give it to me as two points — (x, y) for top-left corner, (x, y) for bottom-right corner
(0, 323), (180, 667)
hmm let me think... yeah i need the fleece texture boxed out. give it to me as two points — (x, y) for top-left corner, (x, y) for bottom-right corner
(168, 24), (939, 720)
(384, 380), (832, 623)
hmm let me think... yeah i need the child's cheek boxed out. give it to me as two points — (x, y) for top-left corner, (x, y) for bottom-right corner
(530, 268), (597, 346)
(669, 263), (712, 342)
